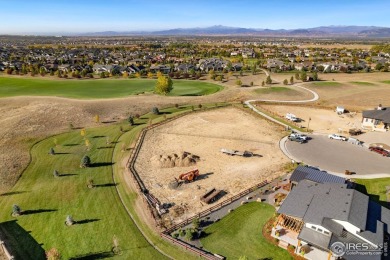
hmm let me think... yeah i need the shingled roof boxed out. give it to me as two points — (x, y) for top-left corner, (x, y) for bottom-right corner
(290, 166), (346, 184)
(363, 107), (390, 124)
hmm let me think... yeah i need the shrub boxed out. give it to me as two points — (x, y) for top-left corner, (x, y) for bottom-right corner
(128, 116), (134, 126)
(198, 104), (202, 109)
(178, 228), (185, 237)
(283, 79), (288, 85)
(172, 233), (179, 239)
(175, 104), (179, 108)
(53, 170), (59, 177)
(46, 248), (61, 260)
(192, 218), (200, 230)
(87, 178), (94, 188)
(266, 75), (272, 85)
(49, 147), (55, 155)
(65, 215), (74, 226)
(81, 155), (91, 168)
(12, 204), (21, 216)
(261, 81), (265, 86)
(250, 81), (254, 86)
(185, 229), (194, 241)
(236, 79), (242, 86)
(152, 107), (160, 115)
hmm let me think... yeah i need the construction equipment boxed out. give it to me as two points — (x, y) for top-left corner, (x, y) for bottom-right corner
(200, 188), (222, 204)
(178, 169), (200, 183)
(220, 148), (253, 157)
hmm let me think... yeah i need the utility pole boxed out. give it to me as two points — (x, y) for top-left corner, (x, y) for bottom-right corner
(307, 117), (311, 132)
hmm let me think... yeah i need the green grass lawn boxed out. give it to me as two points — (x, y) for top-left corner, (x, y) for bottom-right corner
(354, 178), (390, 207)
(254, 86), (292, 94)
(0, 104), (228, 259)
(200, 202), (292, 260)
(0, 77), (222, 99)
(349, 81), (376, 86)
(381, 80), (390, 85)
(311, 81), (342, 87)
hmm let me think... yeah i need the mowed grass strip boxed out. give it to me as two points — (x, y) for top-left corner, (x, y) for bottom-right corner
(201, 202), (292, 260)
(311, 81), (342, 87)
(0, 125), (166, 259)
(0, 77), (222, 99)
(350, 81), (376, 86)
(254, 86), (298, 95)
(381, 80), (390, 84)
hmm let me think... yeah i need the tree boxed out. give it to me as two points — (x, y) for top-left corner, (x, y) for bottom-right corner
(49, 147), (55, 155)
(261, 81), (265, 86)
(208, 69), (215, 80)
(300, 71), (307, 82)
(12, 204), (21, 217)
(65, 215), (74, 226)
(266, 75), (272, 85)
(185, 229), (194, 241)
(283, 79), (288, 85)
(80, 128), (86, 137)
(251, 64), (256, 75)
(128, 116), (134, 125)
(152, 107), (160, 115)
(135, 72), (141, 78)
(155, 75), (173, 95)
(94, 114), (100, 123)
(53, 170), (59, 177)
(46, 248), (61, 260)
(215, 75), (223, 81)
(290, 76), (294, 85)
(87, 178), (94, 188)
(226, 71), (233, 80)
(81, 155), (91, 168)
(312, 71), (319, 81)
(122, 71), (129, 78)
(147, 72), (154, 79)
(198, 104), (202, 109)
(375, 63), (384, 71)
(192, 218), (200, 230)
(236, 79), (242, 86)
(295, 72), (300, 80)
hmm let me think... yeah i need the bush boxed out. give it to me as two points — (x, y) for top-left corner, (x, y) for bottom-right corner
(46, 248), (61, 260)
(53, 170), (59, 177)
(185, 228), (195, 241)
(175, 104), (179, 108)
(128, 116), (134, 126)
(49, 147), (55, 155)
(266, 75), (272, 85)
(12, 204), (21, 216)
(172, 233), (179, 239)
(65, 215), (74, 226)
(152, 107), (160, 115)
(250, 81), (254, 86)
(198, 104), (202, 109)
(178, 228), (185, 237)
(236, 79), (242, 86)
(192, 218), (200, 230)
(81, 155), (91, 168)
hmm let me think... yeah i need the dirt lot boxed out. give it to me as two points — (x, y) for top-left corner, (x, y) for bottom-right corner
(260, 104), (362, 134)
(134, 107), (288, 222)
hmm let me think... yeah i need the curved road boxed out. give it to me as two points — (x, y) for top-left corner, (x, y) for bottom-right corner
(244, 70), (319, 131)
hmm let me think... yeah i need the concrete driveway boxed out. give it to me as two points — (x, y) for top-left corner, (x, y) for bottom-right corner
(284, 135), (390, 175)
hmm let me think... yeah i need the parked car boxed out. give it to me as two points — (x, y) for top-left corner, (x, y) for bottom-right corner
(349, 128), (362, 136)
(328, 134), (347, 141)
(369, 147), (390, 157)
(288, 135), (306, 143)
(285, 113), (299, 122)
(290, 132), (308, 141)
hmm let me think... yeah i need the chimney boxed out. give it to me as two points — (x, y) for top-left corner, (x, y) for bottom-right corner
(378, 104), (383, 110)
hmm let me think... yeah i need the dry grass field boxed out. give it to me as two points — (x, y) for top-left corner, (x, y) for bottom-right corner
(134, 107), (288, 222)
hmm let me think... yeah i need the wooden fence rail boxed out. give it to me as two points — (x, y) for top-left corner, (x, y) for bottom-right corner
(0, 240), (14, 260)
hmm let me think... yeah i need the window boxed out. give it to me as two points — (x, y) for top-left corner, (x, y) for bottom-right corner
(311, 226), (316, 230)
(317, 228), (323, 232)
(324, 231), (330, 235)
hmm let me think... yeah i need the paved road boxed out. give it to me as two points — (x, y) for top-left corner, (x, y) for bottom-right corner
(285, 135), (390, 175)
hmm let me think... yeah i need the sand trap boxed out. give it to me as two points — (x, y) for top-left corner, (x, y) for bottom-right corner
(134, 107), (288, 222)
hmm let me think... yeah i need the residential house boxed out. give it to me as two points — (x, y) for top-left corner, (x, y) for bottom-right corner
(273, 180), (390, 260)
(289, 166), (346, 190)
(92, 64), (114, 74)
(175, 63), (195, 73)
(149, 64), (171, 74)
(362, 105), (390, 132)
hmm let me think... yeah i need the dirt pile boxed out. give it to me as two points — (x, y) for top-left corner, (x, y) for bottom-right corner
(151, 152), (200, 168)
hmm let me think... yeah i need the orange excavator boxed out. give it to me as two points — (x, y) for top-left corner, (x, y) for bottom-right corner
(178, 169), (200, 183)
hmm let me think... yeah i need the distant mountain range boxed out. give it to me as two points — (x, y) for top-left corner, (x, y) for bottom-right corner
(78, 25), (390, 38)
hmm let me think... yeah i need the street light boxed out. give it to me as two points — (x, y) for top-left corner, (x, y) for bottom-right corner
(307, 117), (311, 132)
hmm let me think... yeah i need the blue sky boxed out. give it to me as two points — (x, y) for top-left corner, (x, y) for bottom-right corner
(1, 0), (390, 34)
